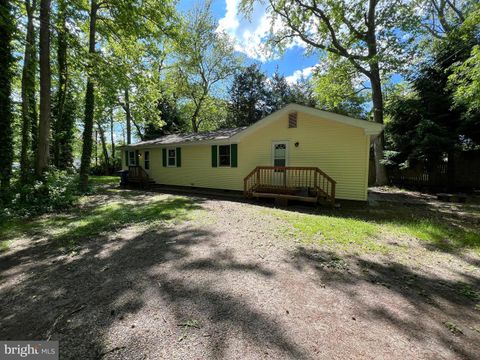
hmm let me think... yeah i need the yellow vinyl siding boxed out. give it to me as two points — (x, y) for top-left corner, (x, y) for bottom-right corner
(145, 145), (244, 190)
(123, 111), (371, 201)
(237, 112), (370, 200)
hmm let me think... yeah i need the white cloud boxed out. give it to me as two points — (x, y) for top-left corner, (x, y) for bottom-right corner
(216, 0), (303, 62)
(235, 13), (272, 61)
(285, 66), (316, 84)
(217, 0), (240, 35)
(216, 0), (271, 61)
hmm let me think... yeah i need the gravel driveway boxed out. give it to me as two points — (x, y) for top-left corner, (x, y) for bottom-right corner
(1, 189), (479, 359)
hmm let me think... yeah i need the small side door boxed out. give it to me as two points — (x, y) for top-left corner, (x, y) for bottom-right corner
(271, 141), (288, 186)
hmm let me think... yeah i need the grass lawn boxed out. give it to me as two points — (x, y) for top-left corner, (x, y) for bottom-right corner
(0, 176), (200, 250)
(267, 203), (480, 255)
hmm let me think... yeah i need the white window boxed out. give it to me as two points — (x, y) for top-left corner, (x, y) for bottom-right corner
(128, 151), (136, 166)
(167, 148), (176, 167)
(218, 145), (231, 167)
(272, 142), (287, 167)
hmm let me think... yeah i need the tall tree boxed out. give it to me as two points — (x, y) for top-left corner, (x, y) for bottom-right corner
(52, 0), (74, 170)
(79, 0), (98, 191)
(123, 87), (132, 144)
(35, 0), (51, 176)
(110, 108), (115, 160)
(267, 68), (290, 112)
(245, 0), (416, 185)
(385, 33), (479, 188)
(96, 120), (110, 173)
(20, 0), (37, 181)
(54, 96), (76, 169)
(176, 3), (240, 132)
(144, 94), (186, 139)
(0, 0), (14, 190)
(227, 64), (268, 127)
(79, 0), (178, 186)
(287, 76), (317, 108)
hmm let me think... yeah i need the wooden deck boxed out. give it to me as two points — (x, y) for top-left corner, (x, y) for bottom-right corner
(244, 166), (336, 206)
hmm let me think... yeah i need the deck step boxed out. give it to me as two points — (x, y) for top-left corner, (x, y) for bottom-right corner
(252, 191), (318, 203)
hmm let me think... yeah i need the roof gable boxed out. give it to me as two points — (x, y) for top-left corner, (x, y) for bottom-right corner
(230, 103), (383, 142)
(121, 104), (383, 148)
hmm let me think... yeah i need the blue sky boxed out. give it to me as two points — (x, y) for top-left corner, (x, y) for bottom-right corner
(177, 0), (319, 82)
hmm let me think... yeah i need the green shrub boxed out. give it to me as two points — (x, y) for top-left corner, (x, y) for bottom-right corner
(1, 169), (80, 218)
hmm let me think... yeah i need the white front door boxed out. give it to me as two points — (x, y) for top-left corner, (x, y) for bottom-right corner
(272, 141), (288, 186)
(272, 141), (288, 167)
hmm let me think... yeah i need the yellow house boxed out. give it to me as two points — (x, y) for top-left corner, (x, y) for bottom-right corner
(120, 104), (383, 203)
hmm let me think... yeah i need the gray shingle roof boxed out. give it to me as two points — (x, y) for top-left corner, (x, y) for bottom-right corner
(124, 127), (247, 148)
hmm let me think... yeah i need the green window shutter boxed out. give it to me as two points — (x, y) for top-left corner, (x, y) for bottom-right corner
(211, 145), (217, 167)
(176, 147), (181, 167)
(231, 144), (238, 167)
(162, 148), (167, 167)
(125, 151), (129, 166)
(135, 150), (139, 165)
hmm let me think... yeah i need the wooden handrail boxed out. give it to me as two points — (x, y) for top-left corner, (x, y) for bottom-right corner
(243, 166), (336, 206)
(128, 165), (150, 183)
(245, 166), (336, 184)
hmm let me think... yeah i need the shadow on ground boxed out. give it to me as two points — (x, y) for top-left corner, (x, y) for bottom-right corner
(0, 194), (309, 359)
(289, 246), (480, 359)
(1, 186), (479, 359)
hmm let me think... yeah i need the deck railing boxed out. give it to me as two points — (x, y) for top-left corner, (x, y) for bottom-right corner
(128, 165), (152, 186)
(243, 166), (336, 205)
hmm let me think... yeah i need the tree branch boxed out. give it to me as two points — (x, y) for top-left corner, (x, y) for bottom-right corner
(269, 0), (369, 63)
(445, 0), (465, 22)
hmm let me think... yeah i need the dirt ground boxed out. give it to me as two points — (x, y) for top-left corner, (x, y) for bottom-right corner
(1, 187), (479, 359)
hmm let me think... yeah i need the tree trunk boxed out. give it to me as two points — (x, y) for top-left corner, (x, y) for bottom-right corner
(31, 99), (38, 155)
(59, 96), (75, 169)
(35, 0), (51, 176)
(125, 88), (132, 144)
(53, 0), (68, 168)
(95, 130), (98, 166)
(110, 108), (115, 160)
(447, 149), (456, 191)
(190, 95), (206, 133)
(20, 0), (37, 182)
(0, 0), (14, 190)
(370, 69), (388, 186)
(79, 0), (98, 191)
(365, 0), (388, 186)
(131, 118), (144, 141)
(97, 122), (110, 174)
(191, 113), (199, 133)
